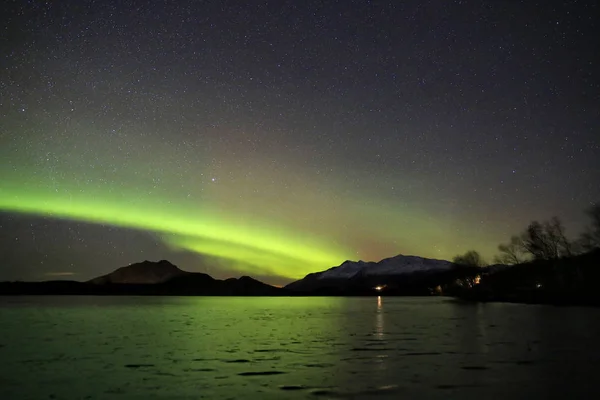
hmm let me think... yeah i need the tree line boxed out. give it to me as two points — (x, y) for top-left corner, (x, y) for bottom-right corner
(453, 203), (600, 267)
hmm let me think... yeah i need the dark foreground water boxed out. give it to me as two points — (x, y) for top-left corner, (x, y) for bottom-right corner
(1, 296), (600, 400)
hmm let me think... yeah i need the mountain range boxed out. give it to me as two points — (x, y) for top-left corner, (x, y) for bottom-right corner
(284, 254), (471, 295)
(0, 260), (282, 296)
(0, 255), (480, 296)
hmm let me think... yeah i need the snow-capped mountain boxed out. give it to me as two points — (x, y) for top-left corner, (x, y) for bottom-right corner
(317, 255), (453, 280)
(285, 254), (455, 292)
(317, 260), (375, 279)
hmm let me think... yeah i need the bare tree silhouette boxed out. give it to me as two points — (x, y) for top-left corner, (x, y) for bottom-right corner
(521, 217), (571, 260)
(578, 204), (600, 251)
(453, 250), (486, 267)
(494, 235), (527, 265)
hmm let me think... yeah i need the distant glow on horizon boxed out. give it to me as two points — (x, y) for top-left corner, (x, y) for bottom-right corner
(44, 272), (76, 277)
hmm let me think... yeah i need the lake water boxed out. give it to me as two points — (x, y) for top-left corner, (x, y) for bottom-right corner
(1, 296), (600, 399)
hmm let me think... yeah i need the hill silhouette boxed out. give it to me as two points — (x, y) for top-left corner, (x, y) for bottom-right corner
(0, 260), (283, 296)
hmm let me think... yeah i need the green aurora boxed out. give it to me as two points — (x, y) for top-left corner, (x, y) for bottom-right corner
(0, 128), (521, 281)
(0, 183), (349, 279)
(2, 0), (598, 285)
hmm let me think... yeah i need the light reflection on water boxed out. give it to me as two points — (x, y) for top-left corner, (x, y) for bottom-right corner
(1, 296), (600, 399)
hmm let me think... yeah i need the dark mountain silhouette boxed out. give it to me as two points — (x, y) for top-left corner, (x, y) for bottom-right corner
(0, 260), (283, 296)
(88, 260), (187, 284)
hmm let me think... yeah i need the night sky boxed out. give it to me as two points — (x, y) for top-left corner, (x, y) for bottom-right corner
(1, 0), (599, 285)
